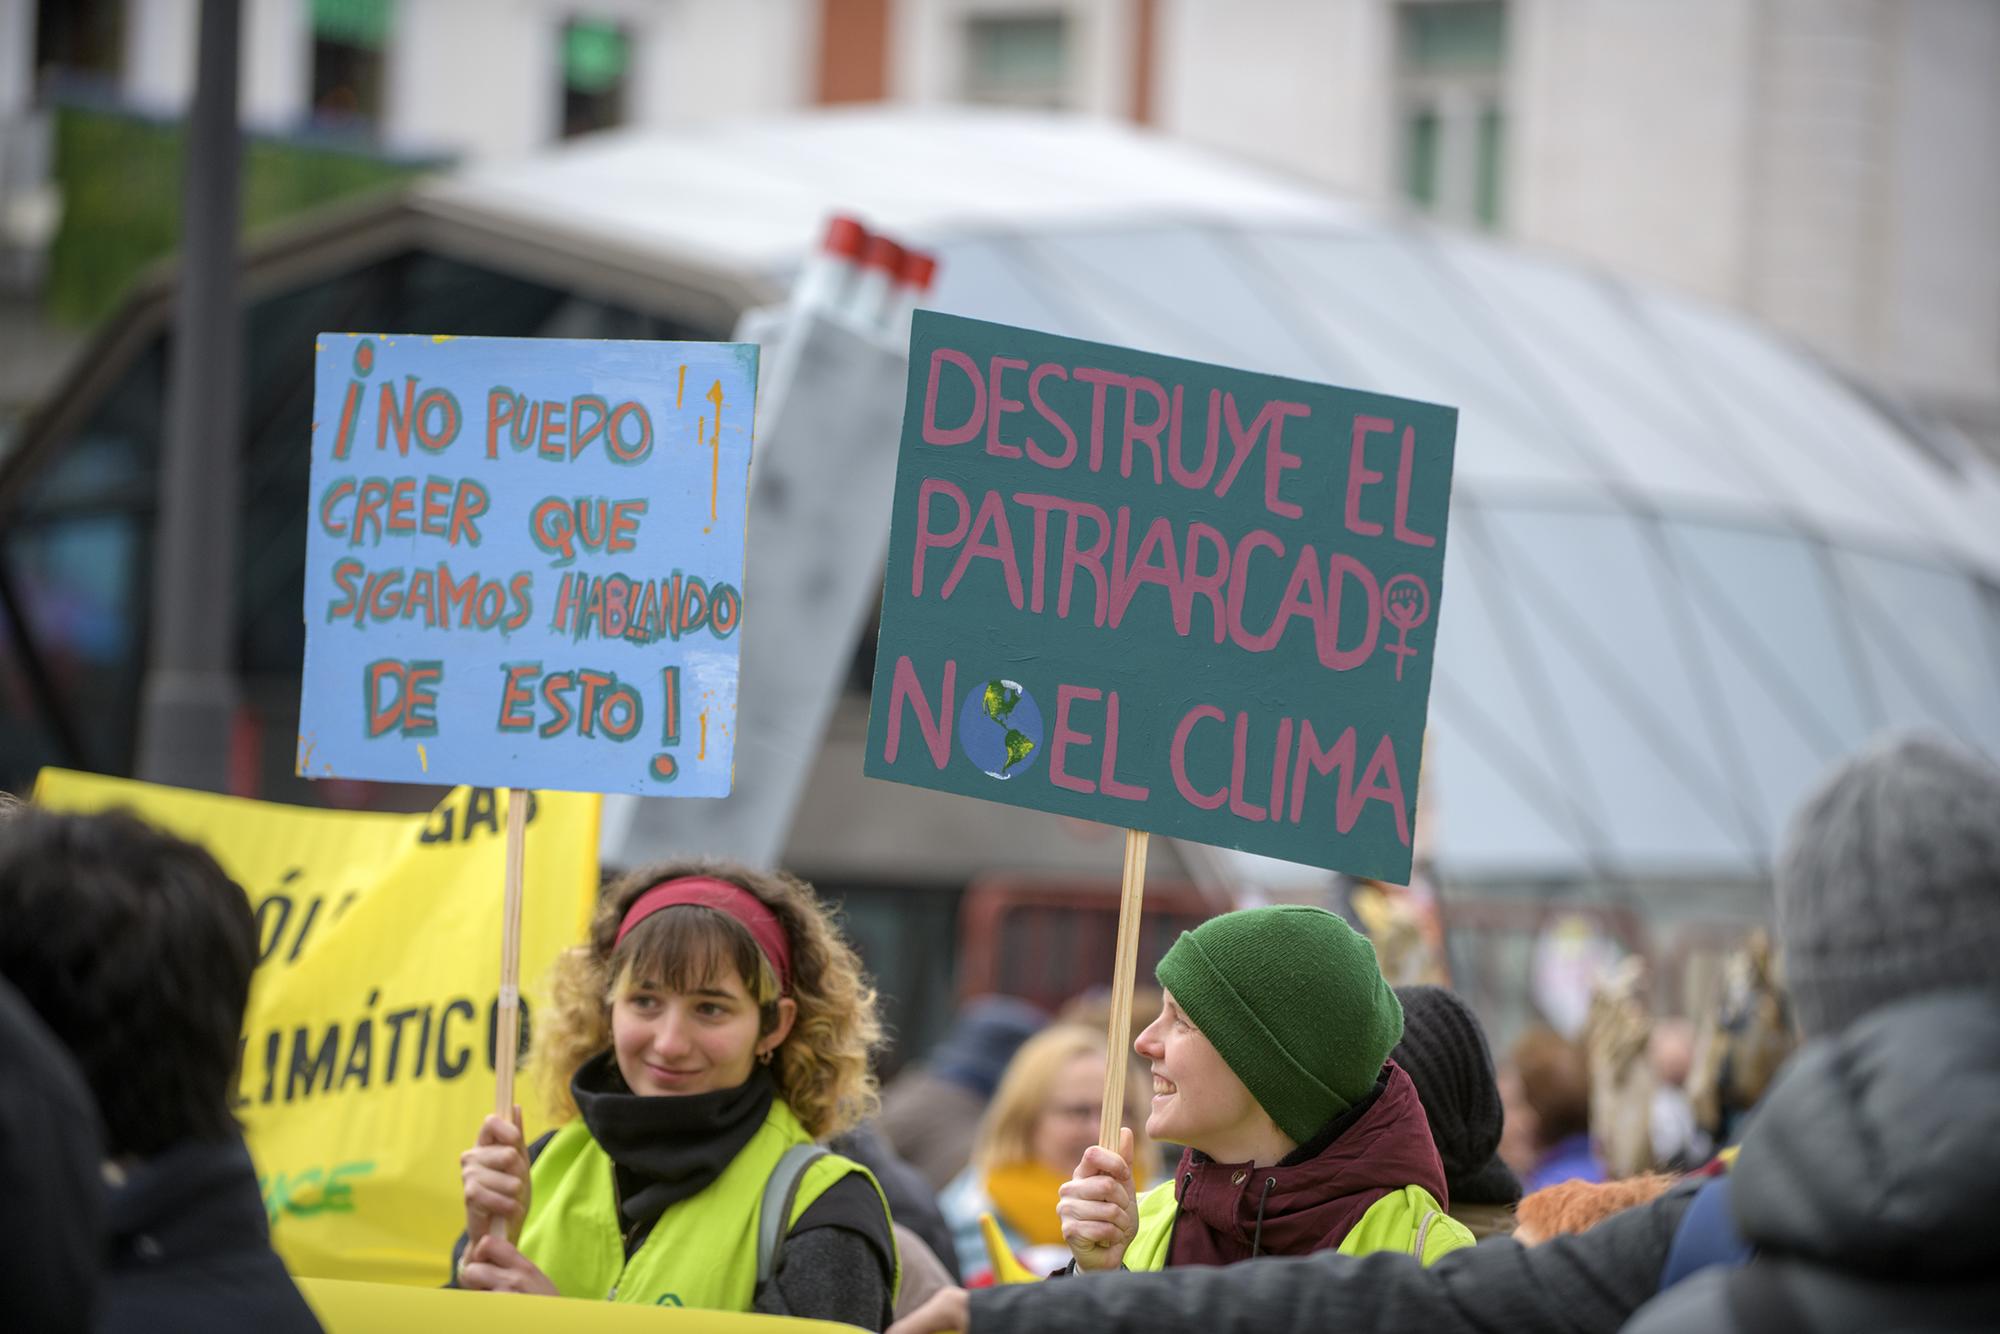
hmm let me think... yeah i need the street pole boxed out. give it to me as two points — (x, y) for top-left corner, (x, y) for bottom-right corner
(135, 0), (243, 791)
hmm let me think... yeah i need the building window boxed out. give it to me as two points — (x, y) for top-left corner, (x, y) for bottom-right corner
(34, 0), (126, 93)
(1396, 1), (1507, 230)
(963, 13), (1069, 110)
(1474, 101), (1504, 228)
(560, 19), (629, 138)
(1405, 106), (1440, 210)
(311, 0), (392, 131)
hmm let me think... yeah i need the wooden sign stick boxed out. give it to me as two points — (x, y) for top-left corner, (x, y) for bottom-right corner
(488, 787), (530, 1239)
(1098, 828), (1151, 1153)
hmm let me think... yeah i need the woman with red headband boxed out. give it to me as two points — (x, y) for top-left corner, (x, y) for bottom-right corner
(451, 860), (898, 1327)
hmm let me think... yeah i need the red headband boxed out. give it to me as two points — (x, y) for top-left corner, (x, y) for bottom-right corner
(614, 876), (792, 994)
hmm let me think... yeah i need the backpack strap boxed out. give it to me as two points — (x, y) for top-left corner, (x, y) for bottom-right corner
(757, 1144), (829, 1294)
(1659, 1174), (1754, 1290)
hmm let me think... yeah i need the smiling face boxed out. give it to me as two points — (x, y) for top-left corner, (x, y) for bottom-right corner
(1134, 990), (1271, 1159)
(605, 904), (795, 1098)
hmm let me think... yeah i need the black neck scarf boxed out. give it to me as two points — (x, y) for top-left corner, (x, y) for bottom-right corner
(570, 1051), (776, 1238)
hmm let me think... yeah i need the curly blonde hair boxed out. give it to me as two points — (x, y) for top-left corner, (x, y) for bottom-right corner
(530, 858), (882, 1139)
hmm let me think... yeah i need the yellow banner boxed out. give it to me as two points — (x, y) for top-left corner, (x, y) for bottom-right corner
(299, 1278), (853, 1332)
(32, 770), (599, 1286)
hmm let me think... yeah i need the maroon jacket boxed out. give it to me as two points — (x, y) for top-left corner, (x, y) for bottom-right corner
(1165, 1060), (1448, 1267)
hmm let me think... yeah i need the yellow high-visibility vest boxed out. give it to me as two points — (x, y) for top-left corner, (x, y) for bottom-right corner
(519, 1099), (896, 1310)
(1122, 1179), (1473, 1271)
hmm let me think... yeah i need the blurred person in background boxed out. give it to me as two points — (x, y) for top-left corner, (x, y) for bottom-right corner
(1390, 985), (1521, 1239)
(939, 1023), (1149, 1284)
(1351, 878), (1450, 988)
(1647, 1018), (1707, 1170)
(1687, 929), (1795, 1152)
(1503, 1027), (1605, 1192)
(1057, 984), (1163, 1061)
(880, 995), (1046, 1192)
(1057, 908), (1472, 1275)
(1059, 984), (1173, 1180)
(0, 808), (321, 1333)
(831, 1121), (964, 1285)
(1584, 958), (1656, 1180)
(453, 861), (897, 1327)
(892, 733), (1995, 1334)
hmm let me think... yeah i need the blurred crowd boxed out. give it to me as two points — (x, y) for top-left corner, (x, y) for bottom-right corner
(2, 732), (1996, 1333)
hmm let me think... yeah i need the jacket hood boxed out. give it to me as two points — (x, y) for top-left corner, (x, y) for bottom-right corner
(1731, 989), (2000, 1278)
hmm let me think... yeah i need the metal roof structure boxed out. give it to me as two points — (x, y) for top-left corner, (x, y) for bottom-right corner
(8, 107), (1997, 888)
(438, 107), (2000, 883)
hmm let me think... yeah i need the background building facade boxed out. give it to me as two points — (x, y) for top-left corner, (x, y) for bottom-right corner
(6, 1), (1995, 457)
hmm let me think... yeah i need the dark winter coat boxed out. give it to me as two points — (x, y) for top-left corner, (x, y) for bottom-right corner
(1623, 990), (2000, 1334)
(98, 1139), (322, 1334)
(0, 977), (102, 1334)
(972, 1158), (1700, 1333)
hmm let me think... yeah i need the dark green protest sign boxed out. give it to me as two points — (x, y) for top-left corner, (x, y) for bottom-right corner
(864, 313), (1456, 882)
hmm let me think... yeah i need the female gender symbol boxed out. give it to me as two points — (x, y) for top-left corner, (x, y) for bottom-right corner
(1382, 573), (1432, 682)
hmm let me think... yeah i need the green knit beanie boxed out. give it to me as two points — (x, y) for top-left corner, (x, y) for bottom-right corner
(1155, 905), (1403, 1145)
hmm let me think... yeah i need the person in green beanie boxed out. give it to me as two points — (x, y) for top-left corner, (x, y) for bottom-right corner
(1055, 905), (1472, 1273)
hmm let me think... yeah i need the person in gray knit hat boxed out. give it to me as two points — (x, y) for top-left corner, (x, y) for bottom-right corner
(1776, 732), (2000, 1038)
(887, 732), (2000, 1334)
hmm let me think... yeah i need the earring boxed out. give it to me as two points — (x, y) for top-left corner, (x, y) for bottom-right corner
(758, 1049), (775, 1066)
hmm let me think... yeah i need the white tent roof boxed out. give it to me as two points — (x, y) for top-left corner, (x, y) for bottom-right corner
(429, 108), (2000, 577)
(427, 109), (1355, 273)
(429, 108), (2000, 880)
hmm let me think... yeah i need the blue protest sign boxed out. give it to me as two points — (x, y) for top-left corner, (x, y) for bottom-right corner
(298, 334), (756, 795)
